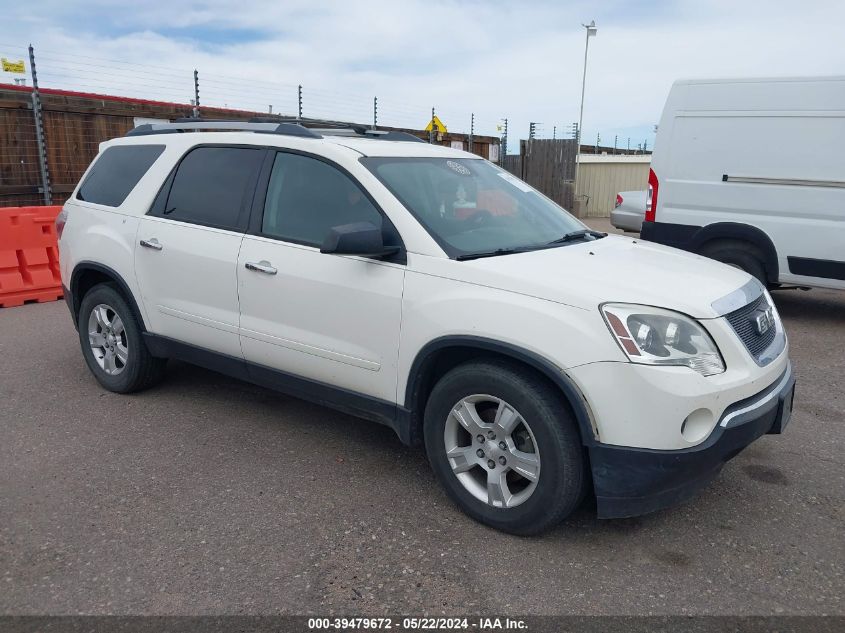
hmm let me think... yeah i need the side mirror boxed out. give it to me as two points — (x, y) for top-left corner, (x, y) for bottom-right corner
(320, 222), (399, 258)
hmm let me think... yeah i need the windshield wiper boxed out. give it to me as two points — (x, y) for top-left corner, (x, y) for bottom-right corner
(545, 229), (606, 246)
(456, 247), (532, 261)
(457, 230), (607, 261)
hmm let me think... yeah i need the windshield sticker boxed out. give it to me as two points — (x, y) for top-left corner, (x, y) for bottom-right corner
(446, 160), (471, 176)
(497, 171), (534, 192)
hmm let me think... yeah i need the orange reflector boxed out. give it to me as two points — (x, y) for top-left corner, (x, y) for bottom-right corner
(620, 338), (641, 356)
(605, 311), (629, 337)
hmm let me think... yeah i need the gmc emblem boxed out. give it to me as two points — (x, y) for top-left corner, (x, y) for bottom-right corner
(752, 306), (775, 335)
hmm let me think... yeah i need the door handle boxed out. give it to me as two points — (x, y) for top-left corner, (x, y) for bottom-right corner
(245, 260), (277, 275)
(139, 238), (163, 251)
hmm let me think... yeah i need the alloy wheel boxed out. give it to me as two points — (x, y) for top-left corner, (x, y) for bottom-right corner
(87, 303), (129, 376)
(443, 394), (541, 508)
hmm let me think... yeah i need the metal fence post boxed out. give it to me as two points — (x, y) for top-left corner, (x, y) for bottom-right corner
(429, 107), (434, 144)
(298, 85), (303, 121)
(373, 96), (377, 130)
(469, 113), (474, 154)
(28, 44), (52, 206)
(501, 118), (508, 164)
(193, 69), (200, 118)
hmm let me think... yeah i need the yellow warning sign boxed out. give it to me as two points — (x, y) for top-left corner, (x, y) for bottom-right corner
(2, 58), (25, 74)
(424, 115), (447, 133)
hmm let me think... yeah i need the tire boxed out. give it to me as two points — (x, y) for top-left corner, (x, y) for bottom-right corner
(77, 283), (166, 393)
(699, 240), (767, 285)
(423, 360), (586, 535)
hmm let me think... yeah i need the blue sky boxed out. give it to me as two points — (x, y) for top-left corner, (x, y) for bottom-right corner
(2, 0), (844, 153)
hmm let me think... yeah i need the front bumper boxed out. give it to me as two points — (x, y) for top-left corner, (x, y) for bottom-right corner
(589, 362), (795, 519)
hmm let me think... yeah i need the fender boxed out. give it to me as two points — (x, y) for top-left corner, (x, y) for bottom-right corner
(403, 335), (598, 448)
(690, 222), (779, 283)
(69, 261), (148, 331)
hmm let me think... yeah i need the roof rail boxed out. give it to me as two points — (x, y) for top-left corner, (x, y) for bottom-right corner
(261, 117), (369, 134)
(363, 130), (425, 143)
(125, 119), (322, 139)
(264, 118), (425, 142)
(125, 117), (427, 143)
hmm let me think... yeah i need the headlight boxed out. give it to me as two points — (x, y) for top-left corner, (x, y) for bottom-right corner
(601, 303), (725, 376)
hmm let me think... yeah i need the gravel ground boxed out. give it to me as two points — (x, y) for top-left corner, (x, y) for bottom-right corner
(1, 220), (842, 615)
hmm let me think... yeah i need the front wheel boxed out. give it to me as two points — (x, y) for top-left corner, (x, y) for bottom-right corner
(424, 360), (586, 535)
(77, 283), (166, 393)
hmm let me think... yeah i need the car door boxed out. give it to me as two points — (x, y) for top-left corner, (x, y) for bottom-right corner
(134, 145), (266, 358)
(237, 150), (405, 403)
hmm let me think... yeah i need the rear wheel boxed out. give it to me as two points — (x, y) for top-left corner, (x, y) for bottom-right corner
(699, 239), (768, 285)
(78, 283), (166, 393)
(424, 360), (586, 535)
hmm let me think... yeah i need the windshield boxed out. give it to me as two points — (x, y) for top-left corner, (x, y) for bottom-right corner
(362, 157), (587, 258)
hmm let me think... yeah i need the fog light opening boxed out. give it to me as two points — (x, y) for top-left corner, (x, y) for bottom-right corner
(681, 408), (714, 443)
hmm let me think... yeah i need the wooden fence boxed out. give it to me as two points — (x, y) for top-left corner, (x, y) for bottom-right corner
(500, 141), (652, 217)
(501, 139), (577, 211)
(0, 85), (500, 207)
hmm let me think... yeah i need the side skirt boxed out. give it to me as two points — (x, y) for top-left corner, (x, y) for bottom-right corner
(142, 333), (407, 442)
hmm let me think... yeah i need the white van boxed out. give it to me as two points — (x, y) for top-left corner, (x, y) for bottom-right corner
(641, 76), (845, 290)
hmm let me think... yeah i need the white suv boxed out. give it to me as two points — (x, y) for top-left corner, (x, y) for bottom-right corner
(57, 120), (795, 534)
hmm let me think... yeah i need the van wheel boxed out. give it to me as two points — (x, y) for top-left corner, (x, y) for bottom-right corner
(699, 240), (767, 285)
(77, 283), (167, 393)
(423, 360), (586, 535)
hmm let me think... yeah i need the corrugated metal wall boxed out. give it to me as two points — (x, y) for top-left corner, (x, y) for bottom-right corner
(576, 156), (651, 217)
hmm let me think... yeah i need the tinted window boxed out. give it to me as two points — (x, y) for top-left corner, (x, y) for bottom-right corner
(163, 147), (264, 230)
(262, 152), (383, 246)
(77, 145), (164, 207)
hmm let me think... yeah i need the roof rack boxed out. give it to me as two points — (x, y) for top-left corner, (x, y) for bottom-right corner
(313, 128), (425, 143)
(126, 119), (321, 139)
(124, 117), (425, 142)
(279, 118), (424, 142)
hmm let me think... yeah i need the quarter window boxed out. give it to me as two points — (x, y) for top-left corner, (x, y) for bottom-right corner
(77, 145), (165, 207)
(162, 147), (264, 230)
(262, 152), (383, 246)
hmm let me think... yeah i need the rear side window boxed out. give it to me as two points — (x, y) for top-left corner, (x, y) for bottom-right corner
(77, 145), (164, 207)
(161, 147), (265, 231)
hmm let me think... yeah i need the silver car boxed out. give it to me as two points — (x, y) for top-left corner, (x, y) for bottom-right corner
(611, 190), (647, 232)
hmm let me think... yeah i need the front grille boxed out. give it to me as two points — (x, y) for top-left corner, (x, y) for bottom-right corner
(725, 293), (777, 360)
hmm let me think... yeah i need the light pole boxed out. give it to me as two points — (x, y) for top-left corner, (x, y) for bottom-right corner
(574, 20), (597, 214)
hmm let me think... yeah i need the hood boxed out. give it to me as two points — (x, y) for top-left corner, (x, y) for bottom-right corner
(416, 235), (753, 319)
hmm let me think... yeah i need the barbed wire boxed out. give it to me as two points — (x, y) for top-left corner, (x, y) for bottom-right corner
(1, 42), (655, 207)
(2, 42), (656, 150)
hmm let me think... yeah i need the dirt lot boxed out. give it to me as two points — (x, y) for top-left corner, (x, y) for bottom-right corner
(1, 220), (843, 615)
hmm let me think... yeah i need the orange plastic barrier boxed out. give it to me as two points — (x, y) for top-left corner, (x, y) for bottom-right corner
(0, 206), (64, 308)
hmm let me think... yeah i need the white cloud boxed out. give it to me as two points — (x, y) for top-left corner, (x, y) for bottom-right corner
(3, 0), (843, 151)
